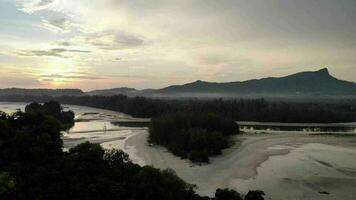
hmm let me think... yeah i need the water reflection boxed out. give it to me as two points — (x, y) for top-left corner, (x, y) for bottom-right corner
(0, 102), (141, 133)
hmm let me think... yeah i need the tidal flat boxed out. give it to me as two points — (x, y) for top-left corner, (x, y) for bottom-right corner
(2, 102), (356, 199)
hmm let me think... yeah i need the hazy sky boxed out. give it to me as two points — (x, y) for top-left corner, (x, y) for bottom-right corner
(1, 0), (356, 90)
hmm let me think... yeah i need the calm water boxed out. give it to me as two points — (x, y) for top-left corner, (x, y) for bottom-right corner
(239, 121), (356, 134)
(0, 102), (138, 133)
(2, 102), (355, 134)
(2, 102), (356, 199)
(233, 142), (356, 200)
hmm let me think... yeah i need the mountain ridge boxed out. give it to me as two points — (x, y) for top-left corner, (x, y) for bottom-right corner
(0, 88), (84, 96)
(1, 68), (356, 98)
(152, 68), (356, 97)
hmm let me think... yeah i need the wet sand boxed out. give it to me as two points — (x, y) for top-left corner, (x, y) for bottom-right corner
(125, 132), (356, 199)
(2, 102), (356, 199)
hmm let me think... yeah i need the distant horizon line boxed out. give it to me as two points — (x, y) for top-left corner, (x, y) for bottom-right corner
(0, 67), (339, 92)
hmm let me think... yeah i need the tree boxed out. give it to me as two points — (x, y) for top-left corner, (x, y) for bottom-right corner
(24, 102), (42, 113)
(149, 112), (237, 162)
(24, 101), (75, 130)
(215, 188), (243, 200)
(244, 190), (265, 200)
(0, 102), (266, 200)
(0, 111), (63, 199)
(0, 172), (15, 198)
(104, 149), (131, 168)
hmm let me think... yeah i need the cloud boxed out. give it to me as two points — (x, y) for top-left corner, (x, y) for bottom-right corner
(0, 74), (43, 88)
(41, 18), (72, 33)
(194, 53), (232, 66)
(35, 0), (55, 7)
(22, 0), (57, 13)
(5, 0), (356, 89)
(59, 41), (71, 46)
(15, 48), (91, 57)
(40, 73), (105, 80)
(84, 31), (144, 50)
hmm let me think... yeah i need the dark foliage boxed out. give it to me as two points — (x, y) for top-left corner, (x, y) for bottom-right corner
(1, 95), (356, 123)
(0, 110), (197, 200)
(25, 101), (75, 130)
(0, 103), (265, 200)
(214, 188), (243, 200)
(244, 190), (265, 200)
(0, 111), (64, 199)
(0, 172), (15, 196)
(149, 112), (239, 162)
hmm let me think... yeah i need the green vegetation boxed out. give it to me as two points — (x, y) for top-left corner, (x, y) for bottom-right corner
(25, 101), (75, 130)
(3, 95), (356, 123)
(0, 172), (15, 196)
(0, 102), (265, 200)
(149, 112), (239, 162)
(245, 191), (266, 200)
(111, 121), (150, 127)
(215, 189), (243, 200)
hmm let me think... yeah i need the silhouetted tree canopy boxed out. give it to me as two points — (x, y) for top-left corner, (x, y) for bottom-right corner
(0, 102), (265, 200)
(2, 94), (356, 123)
(149, 112), (239, 162)
(215, 188), (243, 200)
(0, 172), (15, 197)
(25, 101), (75, 130)
(244, 190), (265, 200)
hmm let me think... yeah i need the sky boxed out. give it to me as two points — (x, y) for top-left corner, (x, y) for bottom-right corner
(0, 0), (356, 91)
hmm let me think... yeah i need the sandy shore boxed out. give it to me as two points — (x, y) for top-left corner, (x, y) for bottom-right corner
(125, 131), (356, 199)
(5, 102), (355, 199)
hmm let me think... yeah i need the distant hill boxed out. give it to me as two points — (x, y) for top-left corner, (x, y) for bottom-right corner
(149, 68), (356, 98)
(0, 88), (84, 96)
(2, 68), (356, 99)
(83, 68), (356, 98)
(87, 87), (137, 96)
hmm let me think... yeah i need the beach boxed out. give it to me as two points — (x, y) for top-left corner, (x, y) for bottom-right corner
(2, 102), (356, 199)
(125, 131), (356, 199)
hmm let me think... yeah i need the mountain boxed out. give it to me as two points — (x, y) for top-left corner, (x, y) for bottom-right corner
(147, 68), (356, 98)
(3, 68), (355, 99)
(87, 87), (137, 96)
(0, 88), (84, 96)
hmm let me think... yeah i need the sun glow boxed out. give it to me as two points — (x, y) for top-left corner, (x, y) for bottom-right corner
(46, 66), (65, 75)
(38, 59), (77, 88)
(53, 80), (67, 87)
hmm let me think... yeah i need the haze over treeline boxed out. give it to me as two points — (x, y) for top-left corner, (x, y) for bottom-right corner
(1, 1), (356, 199)
(1, 68), (356, 100)
(2, 95), (356, 123)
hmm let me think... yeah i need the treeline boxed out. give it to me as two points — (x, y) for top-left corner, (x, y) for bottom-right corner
(1, 95), (356, 123)
(0, 102), (265, 200)
(149, 112), (239, 162)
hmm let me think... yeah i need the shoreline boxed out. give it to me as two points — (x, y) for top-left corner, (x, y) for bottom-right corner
(2, 102), (356, 199)
(124, 131), (356, 197)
